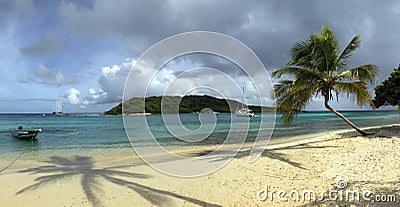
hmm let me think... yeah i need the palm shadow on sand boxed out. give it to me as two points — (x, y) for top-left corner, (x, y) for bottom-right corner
(190, 142), (339, 170)
(16, 156), (220, 207)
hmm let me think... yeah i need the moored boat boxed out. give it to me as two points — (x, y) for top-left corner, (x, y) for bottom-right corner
(235, 85), (255, 117)
(235, 108), (255, 117)
(11, 126), (42, 140)
(53, 97), (63, 116)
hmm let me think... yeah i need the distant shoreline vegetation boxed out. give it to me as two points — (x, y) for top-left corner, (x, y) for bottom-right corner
(105, 95), (274, 115)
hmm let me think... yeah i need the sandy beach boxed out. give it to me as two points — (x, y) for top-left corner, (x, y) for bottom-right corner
(0, 124), (399, 206)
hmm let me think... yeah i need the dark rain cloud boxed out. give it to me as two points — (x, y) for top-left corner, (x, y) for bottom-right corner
(2, 0), (400, 110)
(57, 0), (400, 81)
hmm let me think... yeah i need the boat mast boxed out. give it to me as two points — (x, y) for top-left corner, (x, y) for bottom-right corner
(55, 97), (63, 113)
(242, 85), (246, 110)
(56, 98), (59, 112)
(59, 97), (62, 112)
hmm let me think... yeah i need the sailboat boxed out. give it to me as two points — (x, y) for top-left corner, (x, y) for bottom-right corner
(53, 97), (63, 116)
(235, 85), (255, 117)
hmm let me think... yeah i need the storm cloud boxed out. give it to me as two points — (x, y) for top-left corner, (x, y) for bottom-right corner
(1, 0), (400, 111)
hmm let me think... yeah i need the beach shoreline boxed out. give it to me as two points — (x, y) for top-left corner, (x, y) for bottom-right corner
(1, 124), (398, 171)
(0, 124), (399, 206)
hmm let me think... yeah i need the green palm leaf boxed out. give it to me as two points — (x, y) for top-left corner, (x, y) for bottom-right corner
(348, 64), (379, 83)
(272, 25), (379, 135)
(337, 35), (361, 70)
(335, 82), (374, 107)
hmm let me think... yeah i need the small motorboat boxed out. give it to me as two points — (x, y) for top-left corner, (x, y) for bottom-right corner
(11, 126), (42, 141)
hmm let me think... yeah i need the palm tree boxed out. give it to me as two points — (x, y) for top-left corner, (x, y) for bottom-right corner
(272, 25), (379, 136)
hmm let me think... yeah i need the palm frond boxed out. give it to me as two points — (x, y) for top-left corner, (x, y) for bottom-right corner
(292, 68), (326, 88)
(348, 64), (379, 83)
(337, 35), (361, 70)
(274, 80), (317, 124)
(288, 34), (319, 69)
(273, 80), (293, 99)
(291, 37), (314, 60)
(313, 25), (339, 73)
(290, 39), (311, 61)
(281, 111), (295, 126)
(335, 82), (374, 107)
(288, 25), (340, 75)
(272, 66), (298, 78)
(272, 65), (325, 81)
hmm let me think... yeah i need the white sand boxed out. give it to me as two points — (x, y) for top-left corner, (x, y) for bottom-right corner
(0, 125), (398, 206)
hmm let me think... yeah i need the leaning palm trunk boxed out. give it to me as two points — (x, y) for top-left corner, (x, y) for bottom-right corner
(272, 25), (379, 136)
(324, 96), (370, 136)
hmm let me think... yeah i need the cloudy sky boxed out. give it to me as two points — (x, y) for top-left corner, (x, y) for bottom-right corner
(1, 0), (399, 113)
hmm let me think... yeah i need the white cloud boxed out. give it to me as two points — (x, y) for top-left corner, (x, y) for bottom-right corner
(63, 88), (81, 105)
(64, 58), (133, 106)
(18, 63), (79, 86)
(64, 57), (276, 107)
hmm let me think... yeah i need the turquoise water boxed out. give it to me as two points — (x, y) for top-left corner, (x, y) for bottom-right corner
(0, 111), (398, 159)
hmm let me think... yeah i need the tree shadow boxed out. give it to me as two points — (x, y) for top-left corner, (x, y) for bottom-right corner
(16, 155), (221, 207)
(299, 180), (399, 207)
(190, 143), (339, 170)
(340, 125), (400, 138)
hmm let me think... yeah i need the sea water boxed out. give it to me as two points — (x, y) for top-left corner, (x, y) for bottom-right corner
(0, 111), (398, 161)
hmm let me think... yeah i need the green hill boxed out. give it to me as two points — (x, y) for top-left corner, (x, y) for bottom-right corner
(105, 95), (274, 115)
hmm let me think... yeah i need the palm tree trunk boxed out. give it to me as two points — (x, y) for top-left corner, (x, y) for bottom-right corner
(324, 97), (371, 136)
